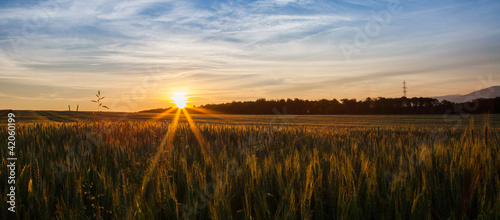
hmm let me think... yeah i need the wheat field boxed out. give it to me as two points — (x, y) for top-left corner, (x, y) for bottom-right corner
(1, 113), (499, 219)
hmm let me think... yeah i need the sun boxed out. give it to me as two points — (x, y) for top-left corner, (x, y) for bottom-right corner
(171, 92), (188, 109)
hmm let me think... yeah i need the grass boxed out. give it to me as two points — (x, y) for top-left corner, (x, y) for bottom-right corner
(0, 113), (499, 219)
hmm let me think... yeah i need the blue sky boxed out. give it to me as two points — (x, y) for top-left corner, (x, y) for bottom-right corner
(1, 0), (499, 111)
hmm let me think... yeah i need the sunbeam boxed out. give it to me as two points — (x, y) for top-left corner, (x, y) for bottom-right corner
(131, 108), (181, 218)
(188, 107), (238, 123)
(182, 108), (210, 158)
(151, 107), (177, 122)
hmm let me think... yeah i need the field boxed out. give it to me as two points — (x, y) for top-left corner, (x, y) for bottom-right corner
(1, 111), (500, 219)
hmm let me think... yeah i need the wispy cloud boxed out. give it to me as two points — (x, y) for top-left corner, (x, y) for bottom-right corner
(0, 0), (499, 110)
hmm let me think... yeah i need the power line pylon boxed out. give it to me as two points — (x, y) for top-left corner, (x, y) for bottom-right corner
(402, 80), (408, 98)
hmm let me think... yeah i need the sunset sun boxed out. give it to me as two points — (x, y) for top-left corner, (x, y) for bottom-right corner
(171, 92), (188, 109)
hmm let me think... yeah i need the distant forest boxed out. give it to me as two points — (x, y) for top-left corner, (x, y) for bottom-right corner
(141, 97), (500, 115)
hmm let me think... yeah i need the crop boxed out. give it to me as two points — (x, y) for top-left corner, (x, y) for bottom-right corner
(0, 116), (499, 219)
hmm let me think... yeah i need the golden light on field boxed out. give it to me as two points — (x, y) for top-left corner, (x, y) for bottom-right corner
(171, 92), (188, 109)
(139, 98), (210, 210)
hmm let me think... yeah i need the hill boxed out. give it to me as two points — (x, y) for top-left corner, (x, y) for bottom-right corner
(434, 86), (500, 103)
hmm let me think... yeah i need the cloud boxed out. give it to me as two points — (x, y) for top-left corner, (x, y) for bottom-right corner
(0, 0), (499, 110)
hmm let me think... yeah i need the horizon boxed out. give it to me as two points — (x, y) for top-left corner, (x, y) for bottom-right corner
(3, 88), (499, 113)
(1, 1), (500, 217)
(1, 0), (500, 111)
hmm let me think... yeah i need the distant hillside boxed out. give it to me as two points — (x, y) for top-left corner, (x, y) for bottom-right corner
(435, 86), (500, 103)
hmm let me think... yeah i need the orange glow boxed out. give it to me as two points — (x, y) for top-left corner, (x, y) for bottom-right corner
(189, 107), (237, 123)
(182, 108), (210, 157)
(134, 108), (181, 218)
(171, 92), (188, 109)
(151, 107), (177, 122)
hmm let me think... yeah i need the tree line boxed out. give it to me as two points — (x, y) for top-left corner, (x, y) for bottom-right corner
(195, 97), (500, 115)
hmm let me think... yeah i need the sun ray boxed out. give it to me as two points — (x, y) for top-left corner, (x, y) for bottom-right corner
(182, 108), (210, 158)
(151, 107), (177, 122)
(166, 108), (181, 146)
(188, 107), (225, 115)
(131, 108), (181, 218)
(188, 107), (237, 123)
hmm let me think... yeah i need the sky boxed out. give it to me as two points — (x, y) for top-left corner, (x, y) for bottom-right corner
(1, 0), (499, 111)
